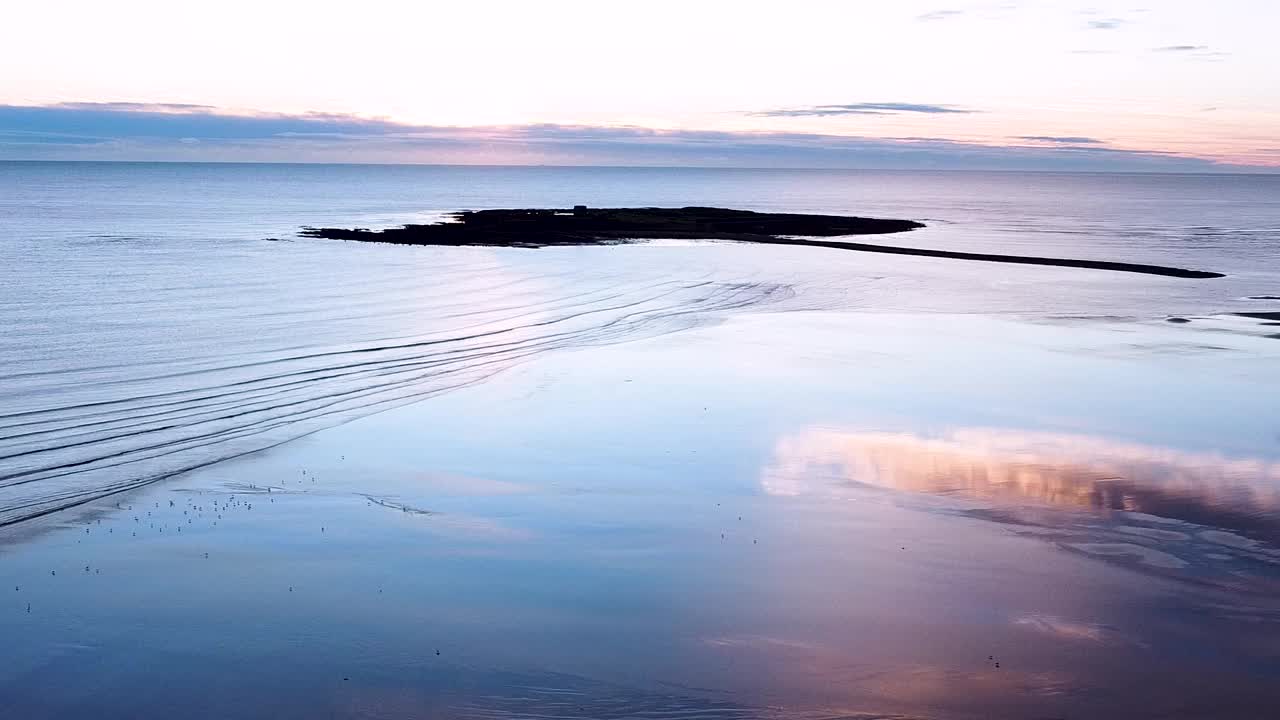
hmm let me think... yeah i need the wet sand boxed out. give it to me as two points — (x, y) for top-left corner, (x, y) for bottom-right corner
(4, 311), (1280, 720)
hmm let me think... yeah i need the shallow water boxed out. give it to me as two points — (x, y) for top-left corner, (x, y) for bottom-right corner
(3, 163), (1279, 528)
(5, 313), (1280, 719)
(2, 163), (1280, 718)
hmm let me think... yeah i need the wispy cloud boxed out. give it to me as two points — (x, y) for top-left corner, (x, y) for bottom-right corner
(1151, 45), (1230, 61)
(1085, 18), (1126, 30)
(917, 3), (1023, 22)
(1017, 135), (1105, 145)
(0, 103), (403, 141)
(0, 102), (1262, 171)
(750, 102), (975, 118)
(916, 9), (964, 21)
(54, 101), (218, 113)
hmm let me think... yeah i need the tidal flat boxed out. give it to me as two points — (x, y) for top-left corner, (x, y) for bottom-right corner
(4, 163), (1280, 720)
(5, 311), (1280, 720)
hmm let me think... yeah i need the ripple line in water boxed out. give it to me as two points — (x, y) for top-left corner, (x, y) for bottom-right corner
(0, 279), (788, 528)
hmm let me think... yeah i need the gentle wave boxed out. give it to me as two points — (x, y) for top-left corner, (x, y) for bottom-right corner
(0, 277), (791, 527)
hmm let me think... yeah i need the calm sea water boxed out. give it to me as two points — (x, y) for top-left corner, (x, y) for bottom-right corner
(3, 162), (1280, 719)
(2, 162), (1278, 528)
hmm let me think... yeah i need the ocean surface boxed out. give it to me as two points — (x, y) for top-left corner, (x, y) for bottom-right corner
(3, 162), (1278, 529)
(2, 162), (1280, 719)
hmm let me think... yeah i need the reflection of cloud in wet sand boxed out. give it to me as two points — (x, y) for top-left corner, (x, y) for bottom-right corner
(1014, 614), (1122, 644)
(763, 428), (1280, 542)
(699, 634), (1079, 713)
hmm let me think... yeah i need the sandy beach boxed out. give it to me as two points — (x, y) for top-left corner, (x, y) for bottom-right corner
(6, 308), (1280, 719)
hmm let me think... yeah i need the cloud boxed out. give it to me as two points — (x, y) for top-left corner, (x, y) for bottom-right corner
(1151, 45), (1230, 61)
(0, 102), (405, 143)
(918, 3), (1025, 22)
(0, 102), (1263, 171)
(0, 130), (105, 146)
(750, 102), (975, 118)
(1017, 135), (1105, 145)
(53, 101), (218, 113)
(916, 9), (964, 21)
(1085, 18), (1125, 30)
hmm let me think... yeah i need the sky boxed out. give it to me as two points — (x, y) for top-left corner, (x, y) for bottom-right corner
(2, 0), (1277, 170)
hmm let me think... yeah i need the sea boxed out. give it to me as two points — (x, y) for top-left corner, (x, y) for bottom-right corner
(2, 162), (1279, 719)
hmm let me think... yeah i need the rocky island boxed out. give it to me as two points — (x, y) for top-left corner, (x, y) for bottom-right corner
(300, 206), (1224, 279)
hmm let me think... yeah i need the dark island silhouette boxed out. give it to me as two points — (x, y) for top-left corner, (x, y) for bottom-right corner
(300, 206), (1224, 279)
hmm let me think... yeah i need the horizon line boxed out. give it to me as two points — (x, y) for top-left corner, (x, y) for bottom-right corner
(2, 158), (1277, 176)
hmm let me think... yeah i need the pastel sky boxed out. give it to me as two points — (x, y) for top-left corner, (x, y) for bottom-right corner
(2, 0), (1277, 170)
